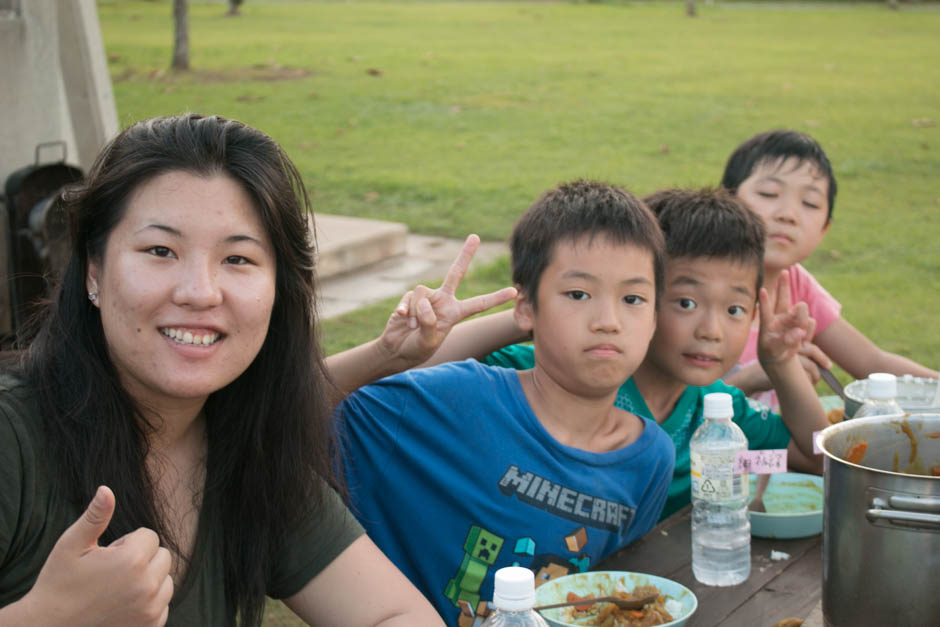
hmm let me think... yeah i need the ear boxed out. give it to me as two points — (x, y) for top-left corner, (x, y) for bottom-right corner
(513, 287), (535, 333)
(86, 258), (101, 308)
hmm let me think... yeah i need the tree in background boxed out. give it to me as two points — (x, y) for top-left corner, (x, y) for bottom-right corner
(172, 0), (188, 70)
(686, 0), (696, 17)
(227, 0), (244, 17)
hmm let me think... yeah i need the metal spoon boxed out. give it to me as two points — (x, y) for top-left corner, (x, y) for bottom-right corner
(819, 367), (847, 403)
(819, 367), (864, 418)
(535, 592), (660, 612)
(748, 474), (771, 513)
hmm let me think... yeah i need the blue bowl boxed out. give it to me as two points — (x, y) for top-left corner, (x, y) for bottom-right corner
(535, 570), (697, 627)
(747, 472), (823, 539)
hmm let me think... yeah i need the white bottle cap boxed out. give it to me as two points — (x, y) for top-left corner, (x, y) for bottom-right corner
(866, 372), (897, 400)
(703, 392), (733, 419)
(492, 566), (536, 611)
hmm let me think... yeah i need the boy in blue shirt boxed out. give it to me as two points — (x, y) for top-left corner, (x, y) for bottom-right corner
(337, 181), (676, 626)
(431, 188), (827, 520)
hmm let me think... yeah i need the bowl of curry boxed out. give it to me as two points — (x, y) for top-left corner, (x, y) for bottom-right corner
(534, 570), (697, 627)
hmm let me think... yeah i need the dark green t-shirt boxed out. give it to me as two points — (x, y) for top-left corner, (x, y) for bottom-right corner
(0, 375), (363, 625)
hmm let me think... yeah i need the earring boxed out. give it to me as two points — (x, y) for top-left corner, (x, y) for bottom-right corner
(88, 292), (98, 303)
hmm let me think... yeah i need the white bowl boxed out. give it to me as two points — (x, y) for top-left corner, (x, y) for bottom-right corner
(535, 570), (697, 627)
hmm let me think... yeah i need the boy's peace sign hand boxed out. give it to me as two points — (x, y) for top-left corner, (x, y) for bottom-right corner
(379, 234), (516, 366)
(757, 269), (816, 369)
(18, 486), (173, 626)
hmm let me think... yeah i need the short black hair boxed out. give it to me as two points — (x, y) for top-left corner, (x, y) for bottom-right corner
(643, 188), (765, 296)
(720, 129), (837, 224)
(510, 180), (665, 307)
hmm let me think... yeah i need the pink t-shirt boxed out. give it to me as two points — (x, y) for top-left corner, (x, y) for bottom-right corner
(737, 263), (842, 409)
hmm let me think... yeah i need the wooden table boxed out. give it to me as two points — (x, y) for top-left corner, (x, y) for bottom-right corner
(597, 506), (824, 627)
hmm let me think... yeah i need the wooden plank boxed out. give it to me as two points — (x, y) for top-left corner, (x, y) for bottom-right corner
(720, 543), (822, 626)
(802, 601), (824, 627)
(597, 508), (695, 577)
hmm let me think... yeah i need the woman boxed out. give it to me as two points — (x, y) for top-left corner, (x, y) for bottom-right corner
(0, 114), (443, 626)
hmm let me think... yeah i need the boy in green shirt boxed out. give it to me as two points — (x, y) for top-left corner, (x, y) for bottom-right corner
(422, 188), (828, 519)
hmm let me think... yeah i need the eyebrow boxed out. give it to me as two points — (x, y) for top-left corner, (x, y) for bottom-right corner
(561, 270), (653, 287)
(135, 223), (267, 248)
(758, 175), (825, 196)
(671, 275), (754, 298)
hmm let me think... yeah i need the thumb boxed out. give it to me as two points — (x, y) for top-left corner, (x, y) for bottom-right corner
(63, 485), (115, 552)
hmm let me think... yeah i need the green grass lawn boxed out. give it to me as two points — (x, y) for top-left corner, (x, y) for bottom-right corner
(97, 0), (939, 375)
(95, 2), (938, 622)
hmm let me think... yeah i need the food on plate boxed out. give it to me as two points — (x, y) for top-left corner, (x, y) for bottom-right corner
(932, 465), (940, 477)
(926, 430), (940, 439)
(771, 619), (803, 627)
(844, 441), (868, 465)
(826, 407), (844, 424)
(563, 583), (675, 626)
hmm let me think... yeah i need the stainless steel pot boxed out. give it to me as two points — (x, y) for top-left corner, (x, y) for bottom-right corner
(818, 413), (940, 627)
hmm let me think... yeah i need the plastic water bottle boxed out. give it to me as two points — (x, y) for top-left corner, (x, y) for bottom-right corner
(690, 392), (751, 586)
(854, 372), (904, 418)
(481, 566), (549, 627)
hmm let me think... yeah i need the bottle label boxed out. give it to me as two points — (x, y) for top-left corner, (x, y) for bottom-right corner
(690, 451), (744, 501)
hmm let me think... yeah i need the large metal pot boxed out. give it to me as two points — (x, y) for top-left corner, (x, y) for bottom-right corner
(818, 413), (940, 626)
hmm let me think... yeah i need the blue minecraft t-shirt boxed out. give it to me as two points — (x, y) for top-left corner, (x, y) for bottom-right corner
(337, 360), (674, 626)
(484, 345), (792, 520)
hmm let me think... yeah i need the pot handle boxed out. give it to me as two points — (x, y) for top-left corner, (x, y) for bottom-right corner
(888, 495), (940, 513)
(867, 497), (940, 530)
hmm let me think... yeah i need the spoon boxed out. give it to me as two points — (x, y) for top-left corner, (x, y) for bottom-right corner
(535, 592), (660, 612)
(819, 367), (847, 403)
(748, 474), (771, 513)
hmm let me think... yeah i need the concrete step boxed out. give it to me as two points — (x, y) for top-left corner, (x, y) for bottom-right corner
(312, 213), (509, 319)
(314, 214), (408, 279)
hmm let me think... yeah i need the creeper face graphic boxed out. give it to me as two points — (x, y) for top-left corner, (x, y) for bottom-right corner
(467, 526), (502, 563)
(444, 526), (505, 612)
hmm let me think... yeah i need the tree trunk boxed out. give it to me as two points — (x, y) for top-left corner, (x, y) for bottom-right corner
(172, 0), (189, 70)
(227, 0), (243, 17)
(685, 0), (697, 18)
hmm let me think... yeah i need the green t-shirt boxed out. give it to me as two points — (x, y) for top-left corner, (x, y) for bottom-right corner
(482, 345), (792, 520)
(0, 374), (363, 625)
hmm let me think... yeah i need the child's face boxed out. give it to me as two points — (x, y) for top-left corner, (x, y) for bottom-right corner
(736, 157), (830, 273)
(516, 235), (657, 397)
(644, 256), (758, 388)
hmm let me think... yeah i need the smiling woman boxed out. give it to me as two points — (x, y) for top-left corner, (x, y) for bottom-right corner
(0, 114), (443, 626)
(87, 170), (277, 410)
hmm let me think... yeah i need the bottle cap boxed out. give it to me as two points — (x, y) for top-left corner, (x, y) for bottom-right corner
(866, 372), (897, 400)
(703, 392), (733, 419)
(492, 566), (536, 611)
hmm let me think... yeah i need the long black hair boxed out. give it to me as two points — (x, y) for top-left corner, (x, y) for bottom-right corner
(20, 114), (337, 625)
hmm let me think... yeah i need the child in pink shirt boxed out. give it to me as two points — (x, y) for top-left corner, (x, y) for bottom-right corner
(721, 130), (936, 406)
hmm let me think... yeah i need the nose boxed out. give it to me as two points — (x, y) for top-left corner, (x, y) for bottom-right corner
(771, 192), (798, 225)
(694, 308), (722, 342)
(173, 255), (223, 308)
(589, 297), (622, 334)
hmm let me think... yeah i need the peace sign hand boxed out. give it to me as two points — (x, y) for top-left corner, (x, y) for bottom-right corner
(757, 268), (815, 369)
(378, 234), (517, 366)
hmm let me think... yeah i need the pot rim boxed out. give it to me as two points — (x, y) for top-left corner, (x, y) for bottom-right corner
(817, 412), (940, 479)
